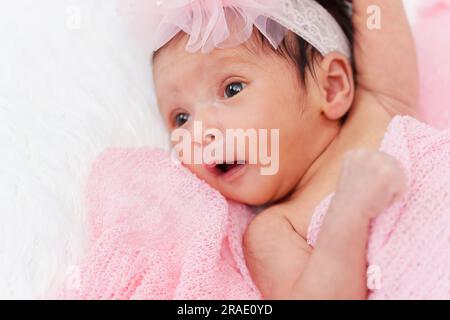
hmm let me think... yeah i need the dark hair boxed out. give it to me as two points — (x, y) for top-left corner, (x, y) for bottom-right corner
(251, 0), (354, 86)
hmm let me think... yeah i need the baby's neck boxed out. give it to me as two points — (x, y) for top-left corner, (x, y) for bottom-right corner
(280, 92), (395, 238)
(302, 92), (394, 190)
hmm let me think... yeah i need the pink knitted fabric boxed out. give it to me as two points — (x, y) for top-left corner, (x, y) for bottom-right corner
(308, 116), (450, 299)
(59, 148), (261, 299)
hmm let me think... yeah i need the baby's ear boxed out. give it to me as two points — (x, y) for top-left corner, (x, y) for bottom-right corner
(317, 52), (354, 120)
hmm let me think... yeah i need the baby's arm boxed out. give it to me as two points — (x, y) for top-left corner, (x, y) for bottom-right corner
(244, 200), (370, 299)
(351, 0), (419, 115)
(243, 210), (312, 299)
(288, 198), (371, 299)
(244, 150), (406, 299)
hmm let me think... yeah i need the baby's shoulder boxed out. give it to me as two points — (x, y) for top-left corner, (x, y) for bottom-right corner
(243, 205), (308, 255)
(243, 205), (312, 299)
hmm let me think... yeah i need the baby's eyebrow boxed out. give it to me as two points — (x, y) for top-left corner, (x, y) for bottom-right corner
(156, 53), (257, 106)
(157, 89), (181, 111)
(204, 60), (258, 82)
(210, 51), (259, 68)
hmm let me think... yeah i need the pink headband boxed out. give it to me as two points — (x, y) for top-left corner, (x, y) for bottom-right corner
(118, 0), (351, 58)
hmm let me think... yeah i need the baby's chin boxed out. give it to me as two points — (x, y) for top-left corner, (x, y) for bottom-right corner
(182, 162), (286, 206)
(222, 190), (273, 207)
(214, 173), (284, 207)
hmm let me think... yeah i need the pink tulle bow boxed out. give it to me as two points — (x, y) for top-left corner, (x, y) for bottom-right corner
(118, 0), (288, 53)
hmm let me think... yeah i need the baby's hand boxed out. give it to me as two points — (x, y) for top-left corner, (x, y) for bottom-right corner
(333, 149), (407, 220)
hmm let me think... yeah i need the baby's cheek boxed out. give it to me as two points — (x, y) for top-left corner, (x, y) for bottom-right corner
(182, 162), (198, 174)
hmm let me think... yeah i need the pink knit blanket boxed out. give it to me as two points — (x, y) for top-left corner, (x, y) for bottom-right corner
(60, 148), (261, 299)
(307, 116), (450, 299)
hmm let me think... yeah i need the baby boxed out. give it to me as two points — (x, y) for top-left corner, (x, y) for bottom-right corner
(148, 0), (445, 299)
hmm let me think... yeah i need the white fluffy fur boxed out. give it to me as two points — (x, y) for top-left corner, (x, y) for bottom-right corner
(0, 0), (168, 298)
(0, 0), (418, 299)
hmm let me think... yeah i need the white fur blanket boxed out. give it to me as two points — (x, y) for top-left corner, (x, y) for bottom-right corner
(0, 0), (168, 298)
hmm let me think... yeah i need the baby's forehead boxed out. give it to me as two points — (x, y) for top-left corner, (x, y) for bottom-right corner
(153, 40), (262, 84)
(155, 40), (254, 66)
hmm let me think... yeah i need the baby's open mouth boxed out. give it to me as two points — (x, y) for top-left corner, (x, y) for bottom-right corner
(216, 162), (241, 173)
(204, 160), (247, 180)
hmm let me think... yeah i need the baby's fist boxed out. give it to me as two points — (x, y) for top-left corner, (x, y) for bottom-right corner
(334, 149), (407, 220)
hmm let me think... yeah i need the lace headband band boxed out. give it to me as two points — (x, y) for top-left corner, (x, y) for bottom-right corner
(118, 0), (352, 59)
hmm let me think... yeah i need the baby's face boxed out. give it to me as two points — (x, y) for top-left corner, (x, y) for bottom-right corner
(153, 33), (332, 206)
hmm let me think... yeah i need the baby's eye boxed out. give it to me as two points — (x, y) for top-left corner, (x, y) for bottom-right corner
(224, 82), (247, 98)
(174, 112), (190, 127)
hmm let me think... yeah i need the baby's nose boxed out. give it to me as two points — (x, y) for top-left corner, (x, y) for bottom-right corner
(203, 132), (215, 145)
(194, 104), (223, 141)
